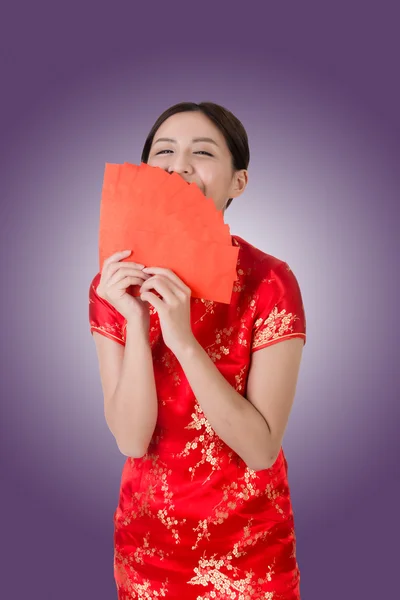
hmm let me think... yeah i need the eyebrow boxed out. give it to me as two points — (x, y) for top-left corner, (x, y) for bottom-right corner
(153, 137), (219, 147)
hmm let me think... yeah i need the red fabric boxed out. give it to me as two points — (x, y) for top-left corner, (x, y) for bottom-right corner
(89, 235), (306, 599)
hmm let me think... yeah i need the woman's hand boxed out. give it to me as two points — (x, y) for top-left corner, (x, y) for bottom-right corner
(96, 250), (151, 327)
(139, 266), (195, 355)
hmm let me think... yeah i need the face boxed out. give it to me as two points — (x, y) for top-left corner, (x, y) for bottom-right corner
(147, 111), (248, 212)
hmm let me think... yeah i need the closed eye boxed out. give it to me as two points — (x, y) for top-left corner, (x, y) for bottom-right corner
(155, 150), (214, 157)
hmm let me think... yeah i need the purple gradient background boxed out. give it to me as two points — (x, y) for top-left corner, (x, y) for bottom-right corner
(1, 2), (399, 598)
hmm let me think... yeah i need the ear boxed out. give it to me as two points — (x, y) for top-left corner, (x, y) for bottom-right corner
(228, 169), (248, 199)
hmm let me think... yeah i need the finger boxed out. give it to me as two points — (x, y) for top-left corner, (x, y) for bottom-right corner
(140, 291), (164, 313)
(108, 264), (149, 279)
(103, 250), (133, 268)
(142, 267), (190, 294)
(102, 251), (144, 279)
(108, 269), (149, 287)
(106, 260), (147, 280)
(140, 276), (177, 304)
(97, 274), (142, 299)
(142, 267), (189, 293)
(117, 261), (146, 270)
(114, 275), (145, 291)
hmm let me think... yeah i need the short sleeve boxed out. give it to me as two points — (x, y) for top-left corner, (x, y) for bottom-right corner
(251, 262), (306, 352)
(89, 273), (126, 346)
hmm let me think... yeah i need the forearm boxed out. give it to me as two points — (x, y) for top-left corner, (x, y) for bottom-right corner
(175, 339), (275, 471)
(106, 322), (158, 457)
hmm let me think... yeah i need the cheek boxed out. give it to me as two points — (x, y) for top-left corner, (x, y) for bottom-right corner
(199, 166), (222, 193)
(147, 156), (162, 167)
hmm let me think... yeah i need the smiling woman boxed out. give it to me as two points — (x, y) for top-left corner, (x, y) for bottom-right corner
(141, 101), (250, 210)
(89, 101), (307, 599)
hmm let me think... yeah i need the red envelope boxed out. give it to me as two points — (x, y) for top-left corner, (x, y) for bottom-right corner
(98, 162), (239, 304)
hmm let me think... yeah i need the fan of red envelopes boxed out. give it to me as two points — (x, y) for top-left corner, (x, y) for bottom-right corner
(98, 162), (239, 304)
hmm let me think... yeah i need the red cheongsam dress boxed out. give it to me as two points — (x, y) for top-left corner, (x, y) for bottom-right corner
(89, 234), (307, 599)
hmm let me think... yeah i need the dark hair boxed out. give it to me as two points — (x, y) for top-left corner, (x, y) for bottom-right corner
(141, 102), (250, 210)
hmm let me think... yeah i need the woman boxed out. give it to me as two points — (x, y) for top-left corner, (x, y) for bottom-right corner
(89, 102), (307, 599)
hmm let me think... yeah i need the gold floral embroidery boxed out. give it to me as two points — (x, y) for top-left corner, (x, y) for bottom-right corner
(160, 349), (181, 387)
(114, 549), (170, 599)
(188, 554), (255, 599)
(233, 268), (246, 293)
(234, 365), (247, 393)
(191, 478), (240, 549)
(247, 296), (258, 320)
(260, 276), (276, 285)
(193, 297), (216, 325)
(191, 468), (283, 549)
(121, 454), (186, 544)
(252, 306), (301, 350)
(257, 482), (284, 521)
(90, 321), (125, 343)
(204, 326), (235, 362)
(122, 531), (169, 566)
(289, 526), (297, 560)
(188, 519), (276, 599)
(159, 395), (175, 407)
(235, 310), (252, 349)
(233, 266), (255, 293)
(177, 403), (234, 483)
(231, 519), (273, 560)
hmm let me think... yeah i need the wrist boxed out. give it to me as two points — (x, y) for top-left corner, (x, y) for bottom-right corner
(124, 318), (149, 342)
(173, 336), (201, 361)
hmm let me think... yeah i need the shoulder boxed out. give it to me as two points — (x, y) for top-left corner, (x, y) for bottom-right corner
(232, 235), (305, 315)
(231, 238), (307, 349)
(232, 234), (288, 282)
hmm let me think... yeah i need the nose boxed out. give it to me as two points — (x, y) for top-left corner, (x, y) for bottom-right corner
(167, 154), (194, 176)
